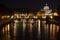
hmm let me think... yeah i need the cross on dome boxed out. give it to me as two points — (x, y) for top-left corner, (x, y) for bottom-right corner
(46, 3), (48, 6)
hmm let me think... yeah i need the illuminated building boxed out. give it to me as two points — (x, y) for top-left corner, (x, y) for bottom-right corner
(11, 3), (58, 19)
(41, 3), (52, 16)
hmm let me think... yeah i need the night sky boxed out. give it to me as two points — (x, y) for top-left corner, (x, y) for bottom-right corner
(0, 0), (60, 10)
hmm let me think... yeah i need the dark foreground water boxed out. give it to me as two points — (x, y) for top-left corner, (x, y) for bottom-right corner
(0, 19), (60, 40)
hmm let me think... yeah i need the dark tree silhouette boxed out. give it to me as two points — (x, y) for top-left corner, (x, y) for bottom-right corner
(56, 5), (60, 40)
(0, 4), (10, 15)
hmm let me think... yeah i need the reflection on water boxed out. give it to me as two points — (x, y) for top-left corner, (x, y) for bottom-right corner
(0, 19), (60, 40)
(2, 24), (10, 40)
(50, 24), (59, 40)
(37, 19), (41, 40)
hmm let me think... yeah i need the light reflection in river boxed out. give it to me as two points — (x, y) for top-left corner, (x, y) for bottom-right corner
(2, 24), (10, 40)
(14, 23), (17, 36)
(37, 19), (41, 40)
(1, 19), (60, 40)
(50, 24), (59, 40)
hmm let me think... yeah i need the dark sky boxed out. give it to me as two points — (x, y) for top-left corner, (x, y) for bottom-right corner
(0, 0), (60, 10)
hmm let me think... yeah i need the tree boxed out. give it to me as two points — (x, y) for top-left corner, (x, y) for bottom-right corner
(0, 4), (10, 15)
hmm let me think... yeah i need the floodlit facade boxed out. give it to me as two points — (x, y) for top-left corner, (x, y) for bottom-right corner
(11, 3), (58, 19)
(41, 3), (52, 16)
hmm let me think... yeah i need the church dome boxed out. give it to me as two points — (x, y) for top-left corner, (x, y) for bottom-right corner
(43, 3), (49, 10)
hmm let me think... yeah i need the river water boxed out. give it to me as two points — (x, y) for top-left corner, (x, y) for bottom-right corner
(0, 19), (60, 40)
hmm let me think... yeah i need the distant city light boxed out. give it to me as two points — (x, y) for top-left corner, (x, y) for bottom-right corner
(53, 12), (58, 16)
